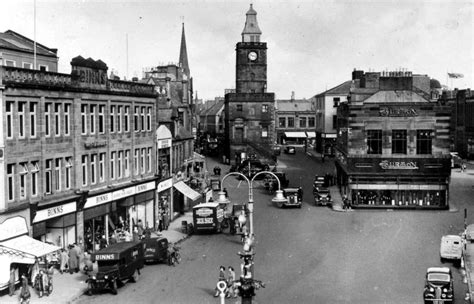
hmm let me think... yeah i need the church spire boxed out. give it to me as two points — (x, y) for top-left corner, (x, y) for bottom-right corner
(241, 4), (262, 43)
(179, 22), (190, 76)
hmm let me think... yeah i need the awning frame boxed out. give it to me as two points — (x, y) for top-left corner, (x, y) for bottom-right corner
(174, 181), (202, 201)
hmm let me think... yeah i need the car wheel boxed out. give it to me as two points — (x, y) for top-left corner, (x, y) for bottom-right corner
(131, 269), (139, 283)
(440, 257), (445, 264)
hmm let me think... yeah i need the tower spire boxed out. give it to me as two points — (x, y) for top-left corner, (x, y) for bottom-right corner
(179, 22), (190, 76)
(241, 3), (262, 42)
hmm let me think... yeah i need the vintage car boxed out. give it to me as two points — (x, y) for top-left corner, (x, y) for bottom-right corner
(284, 146), (296, 154)
(87, 241), (145, 295)
(142, 236), (169, 264)
(272, 145), (282, 156)
(423, 267), (454, 304)
(275, 187), (303, 208)
(313, 187), (332, 206)
(264, 172), (289, 193)
(440, 235), (462, 266)
(238, 159), (270, 178)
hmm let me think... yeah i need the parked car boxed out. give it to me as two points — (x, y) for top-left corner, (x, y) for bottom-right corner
(440, 235), (462, 266)
(465, 224), (474, 241)
(238, 159), (270, 178)
(284, 146), (296, 154)
(423, 267), (454, 304)
(313, 187), (332, 206)
(272, 145), (282, 156)
(87, 241), (145, 295)
(275, 187), (303, 208)
(142, 236), (169, 264)
(264, 172), (289, 193)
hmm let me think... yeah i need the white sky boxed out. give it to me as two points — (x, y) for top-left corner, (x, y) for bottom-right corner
(2, 0), (473, 100)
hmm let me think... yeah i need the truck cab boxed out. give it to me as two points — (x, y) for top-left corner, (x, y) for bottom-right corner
(87, 241), (145, 295)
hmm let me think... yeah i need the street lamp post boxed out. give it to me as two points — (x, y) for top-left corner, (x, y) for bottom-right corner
(217, 171), (287, 303)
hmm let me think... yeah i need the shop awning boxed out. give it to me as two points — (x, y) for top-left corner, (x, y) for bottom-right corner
(306, 131), (316, 138)
(174, 181), (201, 201)
(0, 235), (60, 260)
(284, 132), (307, 138)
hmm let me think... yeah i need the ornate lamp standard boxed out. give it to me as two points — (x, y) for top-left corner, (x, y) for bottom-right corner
(216, 170), (287, 303)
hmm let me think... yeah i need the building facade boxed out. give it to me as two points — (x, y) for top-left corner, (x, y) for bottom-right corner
(313, 80), (352, 155)
(275, 96), (315, 146)
(335, 70), (451, 209)
(0, 30), (58, 72)
(0, 57), (163, 252)
(224, 4), (276, 163)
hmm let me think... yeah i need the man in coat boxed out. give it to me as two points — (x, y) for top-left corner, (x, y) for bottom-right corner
(68, 245), (78, 274)
(59, 249), (68, 274)
(9, 264), (16, 296)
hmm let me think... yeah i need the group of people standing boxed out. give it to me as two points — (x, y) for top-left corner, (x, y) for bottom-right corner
(214, 266), (238, 298)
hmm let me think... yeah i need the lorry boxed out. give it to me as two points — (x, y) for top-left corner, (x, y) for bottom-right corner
(87, 241), (145, 295)
(192, 202), (225, 233)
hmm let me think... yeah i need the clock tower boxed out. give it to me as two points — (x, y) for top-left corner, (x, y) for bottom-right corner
(236, 4), (267, 94)
(224, 4), (275, 163)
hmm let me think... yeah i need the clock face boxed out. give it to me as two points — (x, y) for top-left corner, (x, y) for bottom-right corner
(248, 51), (258, 61)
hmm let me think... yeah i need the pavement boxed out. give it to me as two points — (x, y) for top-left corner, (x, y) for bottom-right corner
(0, 212), (193, 304)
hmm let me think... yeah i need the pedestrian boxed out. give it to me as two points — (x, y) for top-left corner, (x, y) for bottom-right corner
(46, 264), (54, 295)
(462, 163), (467, 173)
(214, 266), (227, 297)
(19, 274), (31, 304)
(137, 219), (144, 237)
(321, 154), (325, 163)
(68, 245), (78, 274)
(158, 211), (163, 232)
(343, 195), (349, 211)
(132, 226), (140, 242)
(226, 266), (237, 298)
(59, 248), (68, 274)
(9, 264), (16, 296)
(35, 269), (46, 298)
(109, 231), (118, 245)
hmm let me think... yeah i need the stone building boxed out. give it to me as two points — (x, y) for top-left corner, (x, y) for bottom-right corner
(335, 70), (451, 209)
(0, 30), (58, 71)
(0, 56), (162, 252)
(224, 4), (276, 163)
(275, 94), (315, 146)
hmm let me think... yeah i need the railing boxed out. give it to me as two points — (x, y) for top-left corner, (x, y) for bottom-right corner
(2, 66), (72, 86)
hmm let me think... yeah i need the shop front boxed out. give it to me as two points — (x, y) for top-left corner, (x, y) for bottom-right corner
(283, 131), (307, 145)
(0, 216), (60, 291)
(157, 178), (173, 231)
(31, 199), (77, 248)
(336, 155), (451, 209)
(82, 180), (157, 251)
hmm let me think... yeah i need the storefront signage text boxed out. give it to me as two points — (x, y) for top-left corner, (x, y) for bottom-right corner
(94, 254), (116, 260)
(157, 178), (173, 192)
(158, 139), (171, 149)
(0, 216), (28, 241)
(33, 202), (77, 223)
(379, 107), (418, 117)
(85, 181), (156, 209)
(196, 208), (213, 217)
(84, 142), (107, 149)
(379, 160), (419, 170)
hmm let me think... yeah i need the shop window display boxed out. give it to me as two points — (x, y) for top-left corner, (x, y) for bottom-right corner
(352, 189), (445, 207)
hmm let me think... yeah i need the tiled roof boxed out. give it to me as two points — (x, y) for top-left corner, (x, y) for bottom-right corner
(314, 80), (352, 97)
(0, 30), (57, 57)
(205, 100), (225, 116)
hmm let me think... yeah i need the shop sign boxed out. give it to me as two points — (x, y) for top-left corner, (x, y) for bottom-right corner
(136, 181), (155, 194)
(113, 187), (136, 201)
(196, 208), (213, 217)
(33, 202), (76, 223)
(158, 138), (171, 149)
(157, 178), (173, 192)
(84, 141), (107, 149)
(94, 253), (118, 260)
(379, 107), (418, 117)
(379, 160), (419, 170)
(0, 216), (28, 241)
(85, 181), (156, 209)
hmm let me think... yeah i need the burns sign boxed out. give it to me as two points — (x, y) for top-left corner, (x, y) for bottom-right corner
(379, 160), (419, 170)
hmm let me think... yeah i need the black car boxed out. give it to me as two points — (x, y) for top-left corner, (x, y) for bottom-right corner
(313, 187), (332, 206)
(87, 241), (145, 295)
(264, 172), (289, 192)
(238, 159), (270, 178)
(284, 146), (296, 154)
(275, 187), (303, 208)
(423, 267), (454, 303)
